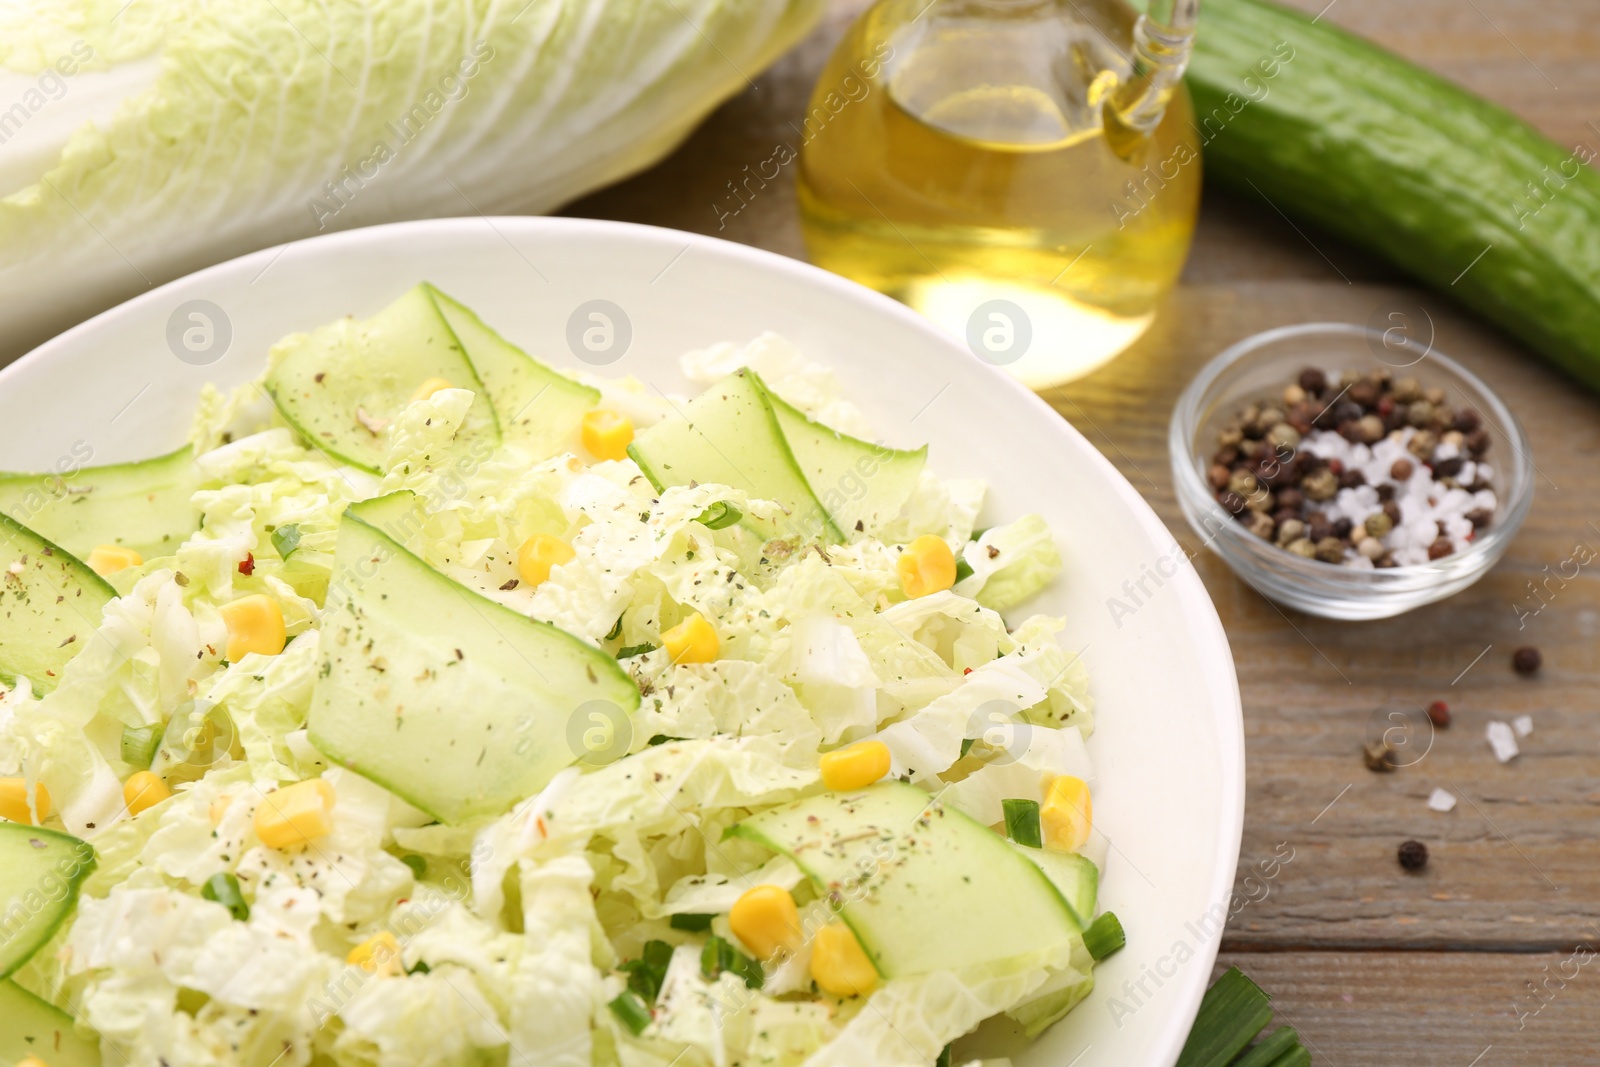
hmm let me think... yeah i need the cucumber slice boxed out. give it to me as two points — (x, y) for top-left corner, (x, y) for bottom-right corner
(0, 446), (200, 561)
(727, 783), (1079, 977)
(426, 285), (600, 460)
(1007, 841), (1097, 931)
(307, 492), (640, 824)
(0, 823), (96, 978)
(0, 980), (99, 1066)
(629, 369), (841, 542)
(263, 284), (500, 473)
(0, 515), (116, 694)
(758, 380), (926, 537)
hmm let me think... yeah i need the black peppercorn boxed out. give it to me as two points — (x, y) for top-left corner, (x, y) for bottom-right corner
(1398, 840), (1428, 871)
(1512, 646), (1542, 675)
(1217, 490), (1248, 516)
(1299, 367), (1327, 395)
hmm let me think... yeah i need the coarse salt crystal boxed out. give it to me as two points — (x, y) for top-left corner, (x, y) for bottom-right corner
(1486, 720), (1519, 763)
(1512, 714), (1534, 738)
(1427, 787), (1457, 813)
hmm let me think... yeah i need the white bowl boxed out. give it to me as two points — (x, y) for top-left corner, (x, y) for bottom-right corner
(0, 217), (1243, 1067)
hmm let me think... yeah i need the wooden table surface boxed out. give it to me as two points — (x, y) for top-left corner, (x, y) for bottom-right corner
(566, 2), (1600, 1063)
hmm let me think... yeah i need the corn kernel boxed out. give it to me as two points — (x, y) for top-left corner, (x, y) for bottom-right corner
(1041, 775), (1093, 852)
(209, 795), (233, 826)
(819, 741), (892, 792)
(16, 1057), (51, 1067)
(896, 535), (956, 599)
(810, 922), (878, 998)
(220, 593), (287, 662)
(410, 377), (453, 403)
(581, 409), (634, 462)
(729, 884), (802, 961)
(348, 931), (404, 976)
(254, 778), (336, 850)
(0, 778), (49, 824)
(123, 771), (171, 816)
(516, 534), (576, 588)
(86, 544), (142, 577)
(662, 612), (719, 665)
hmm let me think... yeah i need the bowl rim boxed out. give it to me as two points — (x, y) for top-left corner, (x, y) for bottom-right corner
(4, 215), (1245, 1067)
(1169, 320), (1535, 581)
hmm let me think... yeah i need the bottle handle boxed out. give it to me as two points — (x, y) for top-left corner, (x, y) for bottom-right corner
(1104, 0), (1199, 155)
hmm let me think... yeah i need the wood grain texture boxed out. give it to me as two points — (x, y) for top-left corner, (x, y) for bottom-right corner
(564, 0), (1600, 1057)
(1212, 951), (1600, 1066)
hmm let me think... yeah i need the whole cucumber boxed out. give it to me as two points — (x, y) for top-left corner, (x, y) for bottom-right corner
(1186, 0), (1600, 389)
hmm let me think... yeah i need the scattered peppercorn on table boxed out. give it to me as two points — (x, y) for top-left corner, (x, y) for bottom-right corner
(562, 1), (1600, 1059)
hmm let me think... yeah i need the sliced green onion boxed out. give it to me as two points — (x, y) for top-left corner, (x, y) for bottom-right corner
(400, 854), (428, 880)
(200, 872), (250, 922)
(731, 951), (764, 990)
(959, 738), (975, 759)
(120, 724), (165, 769)
(605, 615), (624, 640)
(620, 939), (674, 1002)
(701, 935), (737, 981)
(648, 734), (688, 746)
(701, 934), (762, 989)
(271, 523), (302, 559)
(407, 960), (431, 975)
(1265, 1046), (1311, 1067)
(695, 501), (743, 530)
(669, 913), (715, 932)
(1174, 967), (1274, 1067)
(1002, 798), (1042, 848)
(617, 643), (658, 660)
(1083, 911), (1126, 961)
(936, 1045), (951, 1067)
(954, 557), (975, 583)
(608, 990), (652, 1035)
(1231, 1027), (1301, 1067)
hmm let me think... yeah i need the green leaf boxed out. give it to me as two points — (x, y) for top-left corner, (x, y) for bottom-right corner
(1002, 797), (1042, 848)
(670, 913), (715, 932)
(617, 643), (658, 660)
(271, 523), (302, 559)
(1083, 911), (1126, 961)
(400, 854), (428, 880)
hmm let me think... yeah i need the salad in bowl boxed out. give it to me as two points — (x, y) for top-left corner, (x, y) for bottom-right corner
(0, 284), (1114, 1067)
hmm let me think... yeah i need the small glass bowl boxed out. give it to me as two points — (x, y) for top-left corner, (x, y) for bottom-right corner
(1169, 323), (1534, 621)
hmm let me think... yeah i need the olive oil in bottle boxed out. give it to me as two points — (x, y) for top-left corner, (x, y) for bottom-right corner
(797, 0), (1202, 387)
